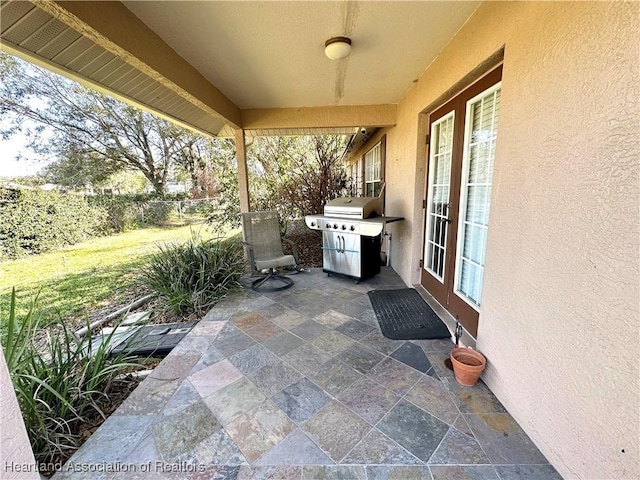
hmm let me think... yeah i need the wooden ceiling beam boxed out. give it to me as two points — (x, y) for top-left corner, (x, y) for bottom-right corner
(241, 105), (397, 130)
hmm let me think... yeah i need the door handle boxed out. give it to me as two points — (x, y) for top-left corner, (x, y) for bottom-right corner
(339, 236), (344, 253)
(442, 203), (451, 224)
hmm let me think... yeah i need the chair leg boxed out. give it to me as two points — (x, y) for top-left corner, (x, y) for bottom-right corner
(251, 269), (294, 292)
(252, 275), (272, 290)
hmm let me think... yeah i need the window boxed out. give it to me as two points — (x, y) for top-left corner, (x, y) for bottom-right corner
(350, 161), (362, 196)
(363, 136), (386, 197)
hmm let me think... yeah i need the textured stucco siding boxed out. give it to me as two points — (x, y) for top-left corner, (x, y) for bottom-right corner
(352, 2), (640, 478)
(477, 3), (639, 479)
(0, 345), (39, 479)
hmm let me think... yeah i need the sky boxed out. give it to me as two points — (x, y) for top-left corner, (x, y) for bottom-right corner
(0, 135), (44, 178)
(0, 115), (54, 178)
(0, 61), (53, 179)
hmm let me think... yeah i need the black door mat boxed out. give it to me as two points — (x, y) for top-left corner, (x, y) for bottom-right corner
(367, 288), (451, 340)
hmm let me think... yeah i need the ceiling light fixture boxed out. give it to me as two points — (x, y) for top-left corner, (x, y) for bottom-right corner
(324, 36), (352, 60)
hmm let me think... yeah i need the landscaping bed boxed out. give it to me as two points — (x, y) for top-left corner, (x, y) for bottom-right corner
(42, 372), (147, 477)
(283, 218), (322, 268)
(4, 218), (322, 476)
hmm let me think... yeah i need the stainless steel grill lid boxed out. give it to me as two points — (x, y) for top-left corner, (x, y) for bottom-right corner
(324, 197), (382, 219)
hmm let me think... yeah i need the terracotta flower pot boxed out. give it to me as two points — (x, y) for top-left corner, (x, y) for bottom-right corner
(450, 347), (486, 387)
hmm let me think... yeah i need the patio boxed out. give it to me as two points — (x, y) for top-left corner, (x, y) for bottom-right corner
(53, 268), (561, 480)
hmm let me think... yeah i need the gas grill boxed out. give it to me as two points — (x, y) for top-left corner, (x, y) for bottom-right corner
(305, 197), (403, 282)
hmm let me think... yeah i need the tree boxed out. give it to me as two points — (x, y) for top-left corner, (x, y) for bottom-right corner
(173, 133), (213, 198)
(192, 138), (236, 199)
(206, 138), (241, 226)
(94, 170), (149, 195)
(208, 135), (350, 229)
(0, 52), (210, 195)
(41, 145), (120, 190)
(249, 135), (350, 217)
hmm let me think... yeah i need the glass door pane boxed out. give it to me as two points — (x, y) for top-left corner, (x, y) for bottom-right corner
(455, 84), (501, 306)
(424, 111), (454, 282)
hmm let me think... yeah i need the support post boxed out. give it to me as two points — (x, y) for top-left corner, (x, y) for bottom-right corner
(235, 129), (250, 213)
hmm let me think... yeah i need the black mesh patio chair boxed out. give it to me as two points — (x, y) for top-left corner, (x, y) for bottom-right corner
(241, 211), (299, 291)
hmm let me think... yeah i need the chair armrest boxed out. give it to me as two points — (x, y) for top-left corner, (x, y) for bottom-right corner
(282, 238), (300, 264)
(242, 241), (257, 272)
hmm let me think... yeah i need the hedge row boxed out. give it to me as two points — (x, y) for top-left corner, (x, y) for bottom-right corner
(0, 188), (185, 259)
(86, 195), (176, 232)
(0, 188), (106, 259)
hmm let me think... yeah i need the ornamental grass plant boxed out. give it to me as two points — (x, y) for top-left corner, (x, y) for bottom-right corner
(2, 289), (144, 469)
(140, 232), (245, 315)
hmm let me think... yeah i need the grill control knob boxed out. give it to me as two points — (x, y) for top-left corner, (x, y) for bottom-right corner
(325, 223), (331, 229)
(341, 224), (346, 230)
(310, 221), (316, 227)
(349, 225), (355, 231)
(333, 224), (338, 229)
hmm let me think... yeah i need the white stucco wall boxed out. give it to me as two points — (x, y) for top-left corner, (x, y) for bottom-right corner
(355, 2), (639, 478)
(0, 345), (39, 479)
(477, 3), (639, 479)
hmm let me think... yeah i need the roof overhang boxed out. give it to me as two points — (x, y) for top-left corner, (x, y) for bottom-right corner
(1, 0), (239, 136)
(0, 1), (480, 137)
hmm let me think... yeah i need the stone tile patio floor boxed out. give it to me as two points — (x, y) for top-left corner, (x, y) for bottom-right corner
(54, 268), (562, 480)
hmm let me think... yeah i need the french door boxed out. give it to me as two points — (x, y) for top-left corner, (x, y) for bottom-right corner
(421, 66), (502, 337)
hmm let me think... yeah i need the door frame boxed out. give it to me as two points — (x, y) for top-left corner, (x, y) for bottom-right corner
(420, 65), (503, 337)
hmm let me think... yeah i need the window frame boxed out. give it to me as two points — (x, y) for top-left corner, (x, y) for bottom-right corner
(361, 135), (386, 198)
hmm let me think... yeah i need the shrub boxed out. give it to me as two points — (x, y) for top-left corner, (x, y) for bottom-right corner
(140, 232), (244, 315)
(142, 201), (175, 224)
(87, 195), (142, 232)
(0, 187), (107, 259)
(1, 289), (142, 467)
(182, 199), (218, 218)
(0, 188), (215, 259)
(88, 195), (198, 233)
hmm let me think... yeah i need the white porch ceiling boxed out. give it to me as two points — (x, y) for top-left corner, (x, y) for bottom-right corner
(0, 1), (480, 136)
(123, 1), (480, 109)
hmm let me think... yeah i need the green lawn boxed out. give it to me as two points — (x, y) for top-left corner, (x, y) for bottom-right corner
(0, 223), (229, 330)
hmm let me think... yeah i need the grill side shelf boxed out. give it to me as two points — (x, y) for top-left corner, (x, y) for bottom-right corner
(304, 215), (404, 238)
